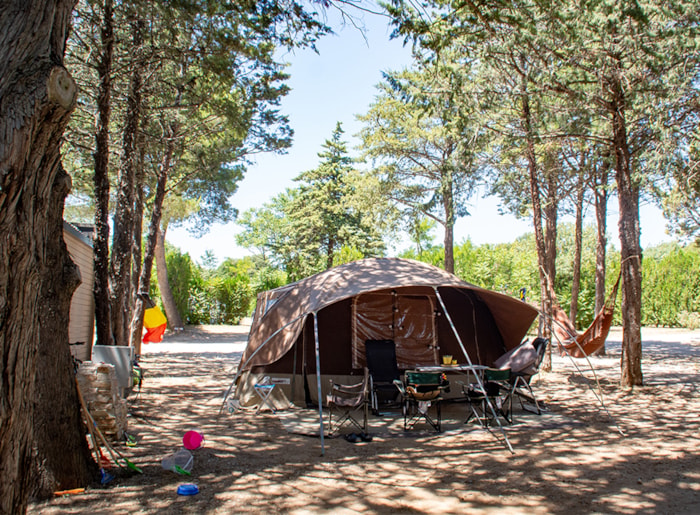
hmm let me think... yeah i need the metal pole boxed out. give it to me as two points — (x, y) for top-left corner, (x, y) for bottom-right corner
(313, 311), (325, 456)
(220, 313), (305, 414)
(434, 287), (514, 453)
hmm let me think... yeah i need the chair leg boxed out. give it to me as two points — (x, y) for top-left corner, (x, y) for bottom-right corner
(501, 391), (513, 424)
(327, 406), (335, 436)
(404, 399), (441, 432)
(328, 404), (369, 437)
(436, 399), (442, 432)
(465, 396), (485, 427)
(513, 376), (541, 415)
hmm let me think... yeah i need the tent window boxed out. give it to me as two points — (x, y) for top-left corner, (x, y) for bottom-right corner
(352, 292), (437, 369)
(264, 298), (278, 316)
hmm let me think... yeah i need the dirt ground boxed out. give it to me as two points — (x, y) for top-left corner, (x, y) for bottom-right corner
(30, 325), (700, 514)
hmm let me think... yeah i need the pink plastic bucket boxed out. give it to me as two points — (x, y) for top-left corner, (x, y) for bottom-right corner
(183, 431), (204, 450)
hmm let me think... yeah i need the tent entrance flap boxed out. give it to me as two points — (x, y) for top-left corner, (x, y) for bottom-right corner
(351, 291), (438, 369)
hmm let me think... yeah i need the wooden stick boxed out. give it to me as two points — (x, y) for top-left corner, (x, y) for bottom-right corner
(76, 378), (141, 473)
(75, 379), (107, 471)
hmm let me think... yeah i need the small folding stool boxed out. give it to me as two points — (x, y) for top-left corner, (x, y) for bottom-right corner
(253, 376), (276, 414)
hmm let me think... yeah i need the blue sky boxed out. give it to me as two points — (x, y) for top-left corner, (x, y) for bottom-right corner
(167, 11), (674, 265)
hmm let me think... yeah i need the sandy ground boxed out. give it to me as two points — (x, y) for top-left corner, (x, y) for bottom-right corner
(30, 325), (700, 514)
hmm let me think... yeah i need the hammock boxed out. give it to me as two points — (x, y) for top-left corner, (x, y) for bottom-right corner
(551, 272), (621, 358)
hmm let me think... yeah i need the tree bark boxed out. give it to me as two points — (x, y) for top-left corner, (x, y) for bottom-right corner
(110, 17), (143, 346)
(521, 78), (552, 371)
(611, 76), (643, 387)
(155, 226), (185, 330)
(570, 170), (585, 325)
(32, 199), (97, 499)
(593, 159), (609, 356)
(544, 160), (558, 292)
(325, 236), (335, 270)
(93, 0), (114, 347)
(130, 122), (174, 355)
(1, 1), (93, 511)
(130, 112), (147, 319)
(443, 172), (455, 274)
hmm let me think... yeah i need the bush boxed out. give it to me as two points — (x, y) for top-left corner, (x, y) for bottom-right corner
(166, 249), (194, 322)
(677, 311), (700, 330)
(185, 259), (255, 325)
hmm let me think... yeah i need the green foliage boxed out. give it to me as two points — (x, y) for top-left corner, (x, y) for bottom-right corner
(358, 58), (483, 264)
(399, 233), (700, 329)
(64, 0), (332, 235)
(158, 249), (260, 325)
(166, 247), (195, 320)
(237, 123), (388, 280)
(186, 258), (254, 325)
(641, 244), (700, 327)
(453, 237), (540, 297)
(252, 265), (288, 295)
(155, 234), (700, 329)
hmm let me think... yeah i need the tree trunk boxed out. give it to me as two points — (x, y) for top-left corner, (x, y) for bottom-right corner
(130, 123), (174, 355)
(93, 0), (114, 347)
(570, 171), (585, 325)
(1, 2), (94, 511)
(130, 113), (147, 319)
(443, 172), (455, 274)
(155, 226), (185, 330)
(326, 236), (335, 270)
(611, 80), (643, 387)
(593, 160), (609, 356)
(521, 78), (552, 371)
(32, 210), (97, 498)
(544, 161), (558, 292)
(109, 17), (143, 346)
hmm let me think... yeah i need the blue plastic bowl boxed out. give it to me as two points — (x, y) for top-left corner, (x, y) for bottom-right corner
(177, 483), (199, 496)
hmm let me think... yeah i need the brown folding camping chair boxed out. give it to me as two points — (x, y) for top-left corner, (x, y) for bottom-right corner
(326, 368), (370, 437)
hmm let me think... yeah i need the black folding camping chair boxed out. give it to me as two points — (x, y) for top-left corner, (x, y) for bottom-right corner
(365, 339), (401, 414)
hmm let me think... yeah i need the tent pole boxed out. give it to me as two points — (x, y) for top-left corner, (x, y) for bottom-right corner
(220, 313), (306, 414)
(313, 311), (325, 456)
(434, 287), (514, 453)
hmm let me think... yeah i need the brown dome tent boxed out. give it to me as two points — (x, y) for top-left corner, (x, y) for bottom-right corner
(229, 258), (538, 410)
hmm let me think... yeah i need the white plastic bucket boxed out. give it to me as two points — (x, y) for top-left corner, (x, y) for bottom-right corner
(161, 449), (193, 474)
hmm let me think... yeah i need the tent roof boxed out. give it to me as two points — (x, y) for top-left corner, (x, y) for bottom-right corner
(241, 258), (538, 370)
